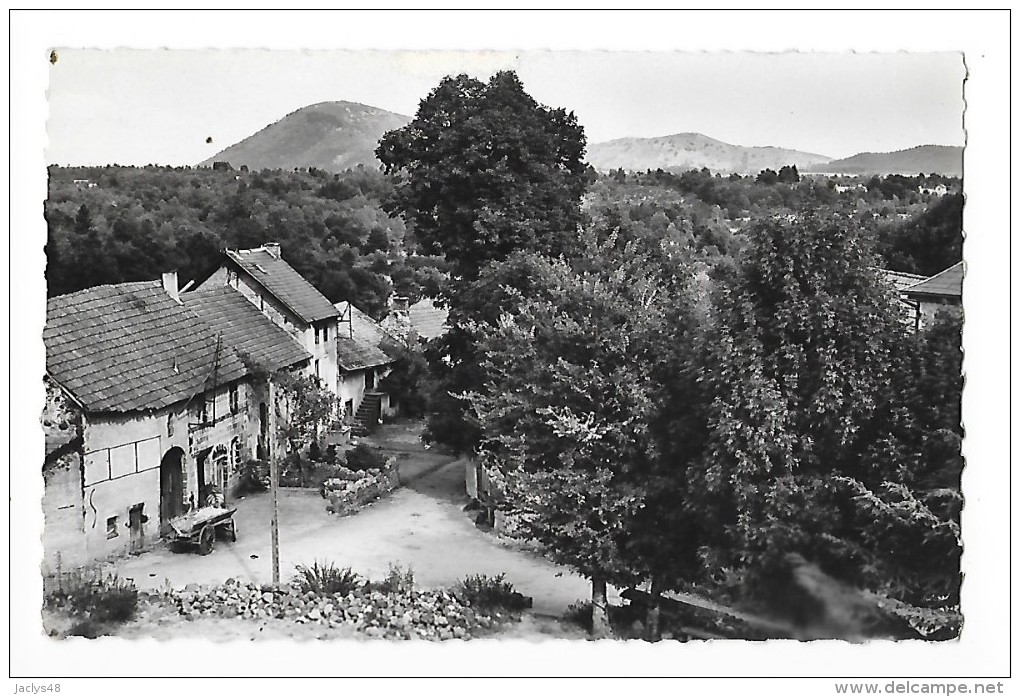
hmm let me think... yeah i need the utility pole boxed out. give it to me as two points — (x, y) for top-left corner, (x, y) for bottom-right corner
(267, 376), (280, 585)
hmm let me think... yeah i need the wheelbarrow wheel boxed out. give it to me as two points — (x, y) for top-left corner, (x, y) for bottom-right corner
(198, 525), (215, 555)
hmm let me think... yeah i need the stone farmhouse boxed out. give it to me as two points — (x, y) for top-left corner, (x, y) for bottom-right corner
(42, 273), (309, 569)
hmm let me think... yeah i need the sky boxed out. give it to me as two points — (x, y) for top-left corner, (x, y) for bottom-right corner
(46, 49), (966, 167)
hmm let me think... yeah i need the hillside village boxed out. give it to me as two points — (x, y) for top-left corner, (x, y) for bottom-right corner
(39, 68), (966, 645)
(42, 242), (452, 568)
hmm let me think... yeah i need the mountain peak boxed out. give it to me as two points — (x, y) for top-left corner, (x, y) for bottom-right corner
(586, 132), (831, 174)
(201, 101), (410, 172)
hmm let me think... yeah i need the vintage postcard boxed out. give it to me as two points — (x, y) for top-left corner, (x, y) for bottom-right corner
(9, 8), (1011, 691)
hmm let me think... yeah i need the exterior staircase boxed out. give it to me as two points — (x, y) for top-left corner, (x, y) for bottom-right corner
(352, 391), (383, 437)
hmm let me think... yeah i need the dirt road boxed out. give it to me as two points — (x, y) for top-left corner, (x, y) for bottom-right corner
(110, 425), (598, 617)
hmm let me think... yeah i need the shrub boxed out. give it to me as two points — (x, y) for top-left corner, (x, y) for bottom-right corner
(344, 443), (387, 472)
(367, 563), (415, 594)
(563, 601), (593, 632)
(309, 440), (323, 461)
(292, 561), (363, 597)
(236, 459), (269, 494)
(455, 573), (532, 611)
(47, 568), (138, 625)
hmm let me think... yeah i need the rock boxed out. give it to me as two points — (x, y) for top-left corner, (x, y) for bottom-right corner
(224, 577), (238, 587)
(307, 608), (322, 621)
(184, 583), (200, 592)
(322, 603), (335, 616)
(262, 592), (274, 603)
(452, 626), (467, 639)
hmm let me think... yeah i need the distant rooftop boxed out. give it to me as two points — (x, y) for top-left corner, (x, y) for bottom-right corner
(880, 269), (929, 293)
(903, 262), (964, 299)
(226, 245), (339, 324)
(408, 298), (449, 340)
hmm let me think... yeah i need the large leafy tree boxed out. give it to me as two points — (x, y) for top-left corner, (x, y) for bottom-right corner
(465, 229), (704, 637)
(689, 214), (922, 600)
(377, 71), (588, 281)
(877, 192), (963, 276)
(377, 71), (590, 451)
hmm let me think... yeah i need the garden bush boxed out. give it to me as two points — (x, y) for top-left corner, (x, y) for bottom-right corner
(235, 459), (269, 495)
(343, 443), (387, 472)
(455, 574), (532, 611)
(365, 563), (416, 594)
(46, 568), (139, 627)
(293, 561), (363, 596)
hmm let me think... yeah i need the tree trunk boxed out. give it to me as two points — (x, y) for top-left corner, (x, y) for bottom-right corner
(590, 575), (611, 639)
(645, 577), (662, 642)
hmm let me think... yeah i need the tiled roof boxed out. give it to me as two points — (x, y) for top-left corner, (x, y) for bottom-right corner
(337, 336), (393, 372)
(45, 282), (249, 413)
(408, 298), (449, 340)
(904, 262), (964, 299)
(881, 269), (929, 293)
(183, 286), (311, 374)
(334, 301), (401, 352)
(226, 247), (339, 324)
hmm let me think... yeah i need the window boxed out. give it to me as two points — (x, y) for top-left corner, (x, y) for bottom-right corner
(167, 412), (175, 437)
(315, 326), (321, 345)
(229, 385), (240, 414)
(199, 395), (212, 425)
(230, 437), (242, 469)
(314, 359), (320, 378)
(106, 516), (119, 539)
(323, 324), (329, 342)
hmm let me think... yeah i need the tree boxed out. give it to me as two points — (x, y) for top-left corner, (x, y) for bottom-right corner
(376, 70), (588, 280)
(465, 228), (703, 637)
(688, 214), (921, 604)
(777, 164), (800, 183)
(273, 371), (340, 485)
(377, 71), (590, 451)
(876, 193), (963, 276)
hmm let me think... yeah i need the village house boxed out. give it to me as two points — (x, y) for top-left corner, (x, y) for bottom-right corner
(43, 272), (312, 569)
(181, 284), (313, 460)
(198, 243), (341, 396)
(333, 300), (400, 434)
(902, 261), (964, 331)
(43, 275), (243, 567)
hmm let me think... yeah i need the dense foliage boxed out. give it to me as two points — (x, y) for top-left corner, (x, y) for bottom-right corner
(378, 71), (591, 452)
(46, 165), (448, 318)
(377, 71), (589, 280)
(464, 228), (704, 635)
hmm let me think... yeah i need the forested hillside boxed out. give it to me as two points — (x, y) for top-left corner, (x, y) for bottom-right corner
(45, 163), (962, 320)
(45, 165), (448, 318)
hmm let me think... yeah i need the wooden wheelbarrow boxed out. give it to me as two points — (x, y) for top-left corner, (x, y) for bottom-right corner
(167, 506), (238, 555)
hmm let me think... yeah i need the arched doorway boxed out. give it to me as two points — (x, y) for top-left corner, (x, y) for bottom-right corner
(159, 447), (186, 536)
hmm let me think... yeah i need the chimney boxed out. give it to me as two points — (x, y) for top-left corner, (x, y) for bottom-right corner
(264, 242), (281, 258)
(162, 271), (181, 304)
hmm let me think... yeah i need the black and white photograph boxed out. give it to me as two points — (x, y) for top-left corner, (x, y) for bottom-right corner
(8, 8), (1012, 691)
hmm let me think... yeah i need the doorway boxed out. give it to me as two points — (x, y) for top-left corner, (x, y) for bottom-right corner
(128, 503), (146, 554)
(159, 447), (185, 536)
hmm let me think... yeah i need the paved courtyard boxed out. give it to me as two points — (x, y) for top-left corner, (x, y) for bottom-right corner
(109, 423), (602, 616)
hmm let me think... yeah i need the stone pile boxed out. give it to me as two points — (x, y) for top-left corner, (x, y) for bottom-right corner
(168, 578), (509, 640)
(321, 462), (399, 517)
